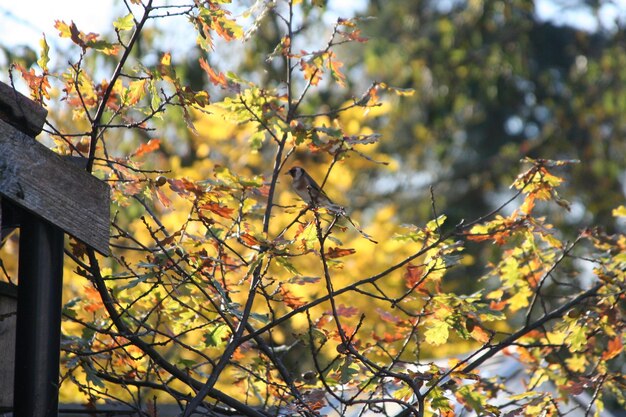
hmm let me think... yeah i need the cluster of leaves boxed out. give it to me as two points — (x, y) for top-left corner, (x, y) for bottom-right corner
(1, 1), (624, 417)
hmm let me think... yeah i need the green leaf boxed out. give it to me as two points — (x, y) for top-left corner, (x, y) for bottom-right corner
(113, 13), (135, 31)
(178, 358), (196, 368)
(204, 324), (230, 347)
(249, 131), (265, 151)
(275, 256), (300, 275)
(339, 358), (359, 384)
(83, 361), (106, 388)
(430, 387), (453, 412)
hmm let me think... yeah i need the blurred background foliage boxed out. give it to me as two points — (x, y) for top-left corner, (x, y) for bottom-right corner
(354, 0), (626, 235)
(0, 0), (624, 409)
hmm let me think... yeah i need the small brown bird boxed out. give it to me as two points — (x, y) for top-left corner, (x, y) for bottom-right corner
(285, 166), (377, 243)
(285, 166), (345, 214)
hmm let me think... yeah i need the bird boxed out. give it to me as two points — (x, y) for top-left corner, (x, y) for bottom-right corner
(285, 166), (377, 243)
(285, 166), (345, 215)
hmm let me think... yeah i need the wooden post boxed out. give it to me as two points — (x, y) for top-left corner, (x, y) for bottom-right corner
(15, 212), (64, 416)
(0, 81), (110, 417)
(0, 281), (17, 410)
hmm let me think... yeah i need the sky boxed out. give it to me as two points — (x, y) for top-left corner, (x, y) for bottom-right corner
(0, 0), (625, 73)
(0, 1), (367, 50)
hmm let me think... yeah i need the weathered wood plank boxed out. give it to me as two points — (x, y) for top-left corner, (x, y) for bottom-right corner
(0, 82), (48, 137)
(0, 119), (109, 255)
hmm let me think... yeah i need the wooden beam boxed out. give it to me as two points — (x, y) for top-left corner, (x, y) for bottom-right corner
(0, 82), (48, 137)
(0, 119), (109, 255)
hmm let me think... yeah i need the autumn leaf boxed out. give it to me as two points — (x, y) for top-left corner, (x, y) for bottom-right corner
(300, 59), (322, 85)
(602, 337), (623, 361)
(239, 232), (260, 246)
(332, 305), (360, 318)
(154, 187), (172, 208)
(168, 178), (204, 197)
(470, 325), (491, 343)
(613, 205), (626, 217)
(14, 63), (51, 102)
(424, 318), (450, 346)
(38, 35), (50, 71)
(113, 13), (135, 31)
(125, 79), (147, 106)
(199, 57), (228, 87)
(325, 247), (356, 258)
(275, 257), (300, 275)
(376, 308), (401, 323)
(327, 52), (346, 86)
(279, 287), (306, 310)
(199, 201), (234, 219)
(133, 138), (160, 157)
(83, 285), (104, 313)
(404, 264), (424, 288)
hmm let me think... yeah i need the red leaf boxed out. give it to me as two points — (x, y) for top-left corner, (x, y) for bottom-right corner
(404, 264), (423, 288)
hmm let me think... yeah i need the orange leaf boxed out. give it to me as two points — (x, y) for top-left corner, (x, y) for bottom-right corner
(83, 285), (104, 313)
(327, 53), (346, 87)
(300, 59), (322, 85)
(325, 247), (356, 258)
(279, 287), (306, 310)
(199, 58), (228, 87)
(169, 178), (204, 197)
(199, 202), (234, 219)
(133, 138), (161, 157)
(240, 233), (260, 246)
(14, 63), (51, 102)
(470, 326), (491, 343)
(154, 187), (172, 208)
(490, 300), (507, 311)
(519, 193), (536, 215)
(602, 337), (623, 361)
(126, 79), (147, 105)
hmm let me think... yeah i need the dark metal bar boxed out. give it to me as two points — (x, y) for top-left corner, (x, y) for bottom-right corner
(14, 211), (64, 417)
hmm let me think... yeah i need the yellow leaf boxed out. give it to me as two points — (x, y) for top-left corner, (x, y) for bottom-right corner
(565, 354), (587, 373)
(568, 324), (587, 352)
(126, 79), (147, 105)
(508, 284), (531, 312)
(424, 319), (450, 346)
(38, 35), (50, 71)
(612, 205), (626, 217)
